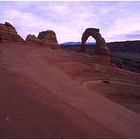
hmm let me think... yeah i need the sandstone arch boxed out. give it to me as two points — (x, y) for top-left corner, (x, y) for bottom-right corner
(80, 28), (111, 65)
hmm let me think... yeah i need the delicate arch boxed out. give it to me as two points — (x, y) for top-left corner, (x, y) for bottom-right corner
(80, 28), (100, 53)
(80, 28), (111, 64)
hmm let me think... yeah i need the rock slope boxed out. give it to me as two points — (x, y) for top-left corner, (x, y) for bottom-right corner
(0, 42), (140, 138)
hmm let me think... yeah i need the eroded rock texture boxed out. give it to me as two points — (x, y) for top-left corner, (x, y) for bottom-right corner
(0, 22), (24, 43)
(26, 34), (44, 46)
(38, 30), (59, 49)
(80, 28), (111, 65)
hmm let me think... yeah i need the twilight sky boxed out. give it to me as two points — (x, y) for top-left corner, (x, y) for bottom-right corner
(0, 1), (140, 43)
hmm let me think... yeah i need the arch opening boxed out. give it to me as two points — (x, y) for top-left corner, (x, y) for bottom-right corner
(80, 28), (111, 65)
(80, 28), (99, 53)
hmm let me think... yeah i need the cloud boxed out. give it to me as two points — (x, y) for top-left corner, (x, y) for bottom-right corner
(0, 1), (140, 43)
(105, 12), (140, 42)
(110, 31), (140, 41)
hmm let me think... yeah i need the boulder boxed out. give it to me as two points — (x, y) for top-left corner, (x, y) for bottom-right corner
(0, 22), (24, 43)
(38, 30), (59, 49)
(80, 28), (111, 65)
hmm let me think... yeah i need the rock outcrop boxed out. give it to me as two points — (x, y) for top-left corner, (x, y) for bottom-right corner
(26, 34), (44, 46)
(80, 28), (111, 65)
(38, 30), (59, 49)
(0, 22), (24, 43)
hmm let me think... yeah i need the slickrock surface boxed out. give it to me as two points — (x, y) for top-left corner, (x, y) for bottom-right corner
(0, 42), (140, 138)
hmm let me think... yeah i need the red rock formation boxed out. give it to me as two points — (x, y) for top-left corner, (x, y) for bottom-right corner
(26, 34), (44, 46)
(0, 22), (24, 43)
(38, 30), (59, 49)
(80, 28), (111, 65)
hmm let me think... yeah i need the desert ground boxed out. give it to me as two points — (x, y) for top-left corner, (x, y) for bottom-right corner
(0, 42), (140, 138)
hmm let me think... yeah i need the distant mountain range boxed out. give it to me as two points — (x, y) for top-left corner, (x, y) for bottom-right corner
(61, 41), (95, 45)
(60, 42), (96, 49)
(60, 41), (95, 49)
